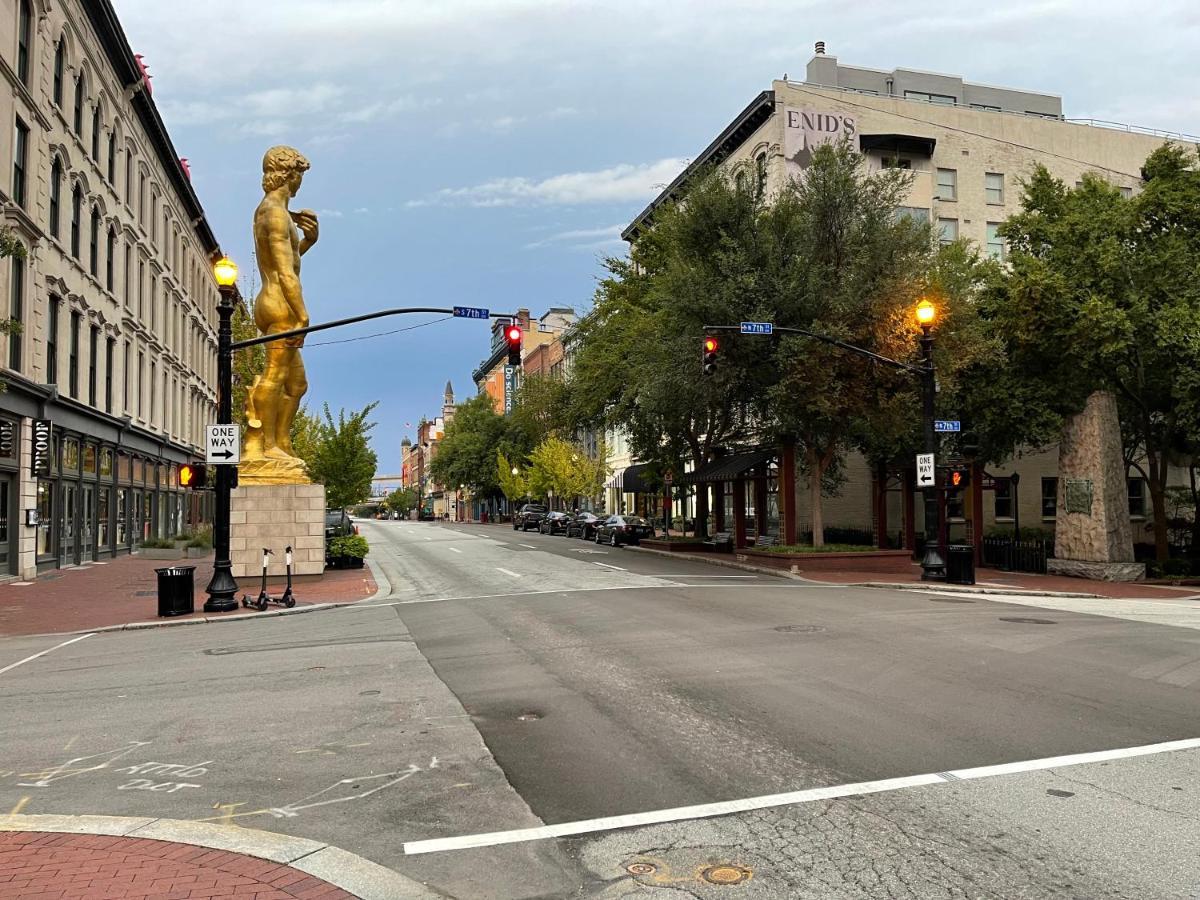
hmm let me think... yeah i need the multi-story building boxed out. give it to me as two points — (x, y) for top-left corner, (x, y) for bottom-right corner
(472, 307), (576, 413)
(620, 46), (1192, 547)
(0, 0), (223, 578)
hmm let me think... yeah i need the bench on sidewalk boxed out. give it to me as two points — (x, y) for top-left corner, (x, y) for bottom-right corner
(755, 534), (779, 548)
(703, 531), (734, 552)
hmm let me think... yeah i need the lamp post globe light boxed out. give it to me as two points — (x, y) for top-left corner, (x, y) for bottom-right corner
(204, 256), (241, 612)
(916, 298), (946, 581)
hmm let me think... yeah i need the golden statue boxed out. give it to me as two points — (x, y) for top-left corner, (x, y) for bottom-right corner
(240, 146), (319, 484)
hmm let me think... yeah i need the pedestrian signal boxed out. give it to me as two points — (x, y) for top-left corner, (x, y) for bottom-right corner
(945, 466), (970, 489)
(179, 463), (207, 488)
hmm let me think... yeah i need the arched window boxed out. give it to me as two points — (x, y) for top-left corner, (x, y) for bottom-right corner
(107, 130), (116, 183)
(73, 72), (86, 136)
(91, 104), (101, 159)
(106, 226), (116, 291)
(49, 157), (63, 238)
(70, 183), (82, 258)
(53, 39), (65, 106)
(90, 206), (101, 276)
(17, 0), (32, 86)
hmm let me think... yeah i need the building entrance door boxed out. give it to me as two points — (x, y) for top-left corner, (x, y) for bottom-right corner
(0, 475), (12, 576)
(81, 485), (95, 562)
(62, 483), (78, 564)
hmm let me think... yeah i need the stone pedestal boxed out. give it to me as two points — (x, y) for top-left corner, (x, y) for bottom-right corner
(230, 483), (326, 578)
(1047, 390), (1144, 583)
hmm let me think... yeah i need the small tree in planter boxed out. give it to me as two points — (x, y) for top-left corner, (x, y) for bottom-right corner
(328, 534), (369, 569)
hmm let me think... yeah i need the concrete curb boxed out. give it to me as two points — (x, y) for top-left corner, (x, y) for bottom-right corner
(0, 813), (443, 899)
(624, 545), (809, 581)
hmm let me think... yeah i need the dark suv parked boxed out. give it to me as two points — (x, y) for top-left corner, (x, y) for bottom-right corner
(515, 504), (547, 531)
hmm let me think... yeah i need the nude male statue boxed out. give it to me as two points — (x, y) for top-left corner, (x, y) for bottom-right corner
(242, 146), (318, 481)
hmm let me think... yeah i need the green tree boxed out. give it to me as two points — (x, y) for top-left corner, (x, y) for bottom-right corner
(497, 451), (528, 505)
(382, 486), (418, 518)
(308, 402), (379, 509)
(289, 405), (328, 476)
(430, 394), (509, 498)
(510, 373), (572, 445)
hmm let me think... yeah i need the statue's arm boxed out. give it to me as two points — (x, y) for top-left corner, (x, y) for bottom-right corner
(264, 207), (309, 329)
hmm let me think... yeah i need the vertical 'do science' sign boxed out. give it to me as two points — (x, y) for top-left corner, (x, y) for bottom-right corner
(784, 107), (857, 175)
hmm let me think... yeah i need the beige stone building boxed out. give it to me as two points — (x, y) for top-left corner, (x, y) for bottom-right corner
(622, 47), (1192, 550)
(0, 0), (224, 578)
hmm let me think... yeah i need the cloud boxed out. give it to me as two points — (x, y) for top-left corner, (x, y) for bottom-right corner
(410, 158), (688, 208)
(316, 208), (344, 218)
(524, 224), (625, 249)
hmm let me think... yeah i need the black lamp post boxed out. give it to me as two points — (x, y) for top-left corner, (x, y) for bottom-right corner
(917, 300), (946, 581)
(203, 256), (240, 612)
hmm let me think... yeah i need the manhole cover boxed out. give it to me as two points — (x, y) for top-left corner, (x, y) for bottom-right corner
(774, 624), (826, 634)
(516, 712), (542, 721)
(929, 597), (973, 603)
(626, 862), (656, 876)
(999, 617), (1057, 625)
(701, 865), (752, 885)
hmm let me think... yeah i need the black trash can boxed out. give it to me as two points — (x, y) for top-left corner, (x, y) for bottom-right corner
(156, 565), (196, 617)
(946, 545), (976, 585)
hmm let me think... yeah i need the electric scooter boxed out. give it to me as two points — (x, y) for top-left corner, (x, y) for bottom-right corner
(242, 547), (298, 611)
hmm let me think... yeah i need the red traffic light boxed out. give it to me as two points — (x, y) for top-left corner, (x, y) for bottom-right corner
(703, 336), (719, 353)
(506, 325), (522, 344)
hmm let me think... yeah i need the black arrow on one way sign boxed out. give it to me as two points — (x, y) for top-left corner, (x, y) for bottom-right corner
(211, 450), (234, 460)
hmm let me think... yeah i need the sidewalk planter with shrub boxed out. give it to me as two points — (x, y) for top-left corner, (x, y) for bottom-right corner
(742, 544), (913, 574)
(137, 537), (184, 560)
(640, 538), (709, 553)
(327, 534), (369, 569)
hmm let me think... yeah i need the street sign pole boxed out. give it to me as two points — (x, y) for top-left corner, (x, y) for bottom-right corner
(204, 287), (240, 613)
(919, 326), (946, 581)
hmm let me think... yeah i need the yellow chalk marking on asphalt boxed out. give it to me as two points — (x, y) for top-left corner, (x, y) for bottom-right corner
(192, 806), (272, 824)
(62, 735), (79, 751)
(212, 802), (246, 825)
(8, 796), (30, 815)
(345, 742), (372, 748)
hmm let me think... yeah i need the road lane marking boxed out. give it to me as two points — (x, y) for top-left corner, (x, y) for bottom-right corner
(403, 735), (1200, 855)
(0, 633), (95, 677)
(448, 548), (462, 554)
(496, 568), (522, 579)
(592, 562), (626, 571)
(520, 544), (537, 550)
(654, 575), (757, 579)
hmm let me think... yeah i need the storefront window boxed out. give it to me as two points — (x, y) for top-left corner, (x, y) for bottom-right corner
(767, 475), (781, 534)
(143, 492), (152, 541)
(37, 480), (54, 557)
(132, 457), (144, 484)
(100, 448), (113, 478)
(116, 488), (127, 546)
(82, 443), (97, 476)
(98, 487), (111, 549)
(118, 452), (130, 483)
(63, 438), (79, 473)
(50, 435), (59, 474)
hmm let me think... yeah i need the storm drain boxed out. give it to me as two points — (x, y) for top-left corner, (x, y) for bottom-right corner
(701, 865), (753, 886)
(626, 863), (656, 876)
(999, 617), (1057, 625)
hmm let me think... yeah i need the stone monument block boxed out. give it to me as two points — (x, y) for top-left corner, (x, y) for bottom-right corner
(1046, 390), (1144, 582)
(230, 483), (326, 578)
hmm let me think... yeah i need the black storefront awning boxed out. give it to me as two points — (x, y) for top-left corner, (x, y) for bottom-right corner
(682, 449), (775, 484)
(622, 463), (655, 493)
(859, 133), (937, 157)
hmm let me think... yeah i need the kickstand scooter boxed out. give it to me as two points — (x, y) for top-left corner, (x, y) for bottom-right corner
(278, 545), (296, 608)
(243, 548), (274, 611)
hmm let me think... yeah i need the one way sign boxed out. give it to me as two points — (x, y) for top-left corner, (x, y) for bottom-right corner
(206, 424), (241, 465)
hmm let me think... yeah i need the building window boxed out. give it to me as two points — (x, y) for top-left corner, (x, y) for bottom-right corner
(8, 255), (23, 371)
(936, 167), (956, 201)
(1128, 478), (1146, 518)
(150, 361), (157, 422)
(137, 260), (144, 318)
(905, 90), (956, 105)
(89, 207), (100, 276)
(123, 341), (130, 412)
(105, 337), (114, 413)
(755, 152), (767, 197)
(88, 325), (99, 406)
(994, 478), (1013, 519)
(986, 222), (1005, 260)
(73, 72), (85, 136)
(985, 172), (1004, 205)
(49, 156), (62, 237)
(970, 103), (1001, 112)
(1041, 477), (1057, 519)
(69, 311), (81, 398)
(938, 218), (958, 244)
(107, 131), (116, 183)
(1119, 186), (1133, 199)
(894, 206), (930, 223)
(12, 117), (29, 208)
(106, 227), (116, 291)
(91, 105), (100, 159)
(137, 350), (144, 417)
(17, 0), (31, 85)
(46, 295), (60, 384)
(70, 183), (82, 258)
(123, 245), (131, 306)
(125, 151), (132, 202)
(882, 157), (911, 169)
(137, 173), (145, 222)
(53, 38), (65, 106)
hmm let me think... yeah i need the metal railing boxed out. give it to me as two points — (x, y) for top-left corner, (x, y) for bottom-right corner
(982, 537), (1051, 574)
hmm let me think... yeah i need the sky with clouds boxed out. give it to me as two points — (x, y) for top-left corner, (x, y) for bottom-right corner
(111, 0), (1199, 474)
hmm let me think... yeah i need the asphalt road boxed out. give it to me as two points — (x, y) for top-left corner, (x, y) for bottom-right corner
(1, 518), (1198, 899)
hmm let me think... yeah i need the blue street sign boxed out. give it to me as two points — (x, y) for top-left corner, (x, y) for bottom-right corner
(452, 306), (490, 319)
(934, 420), (961, 433)
(740, 321), (774, 335)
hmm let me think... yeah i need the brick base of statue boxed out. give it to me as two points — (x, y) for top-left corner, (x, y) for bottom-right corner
(230, 483), (326, 578)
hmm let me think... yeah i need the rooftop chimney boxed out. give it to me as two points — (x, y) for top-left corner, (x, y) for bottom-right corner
(814, 41), (826, 55)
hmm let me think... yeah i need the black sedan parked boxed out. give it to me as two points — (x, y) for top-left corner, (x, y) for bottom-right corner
(539, 511), (572, 535)
(514, 503), (547, 531)
(594, 515), (654, 547)
(566, 512), (601, 540)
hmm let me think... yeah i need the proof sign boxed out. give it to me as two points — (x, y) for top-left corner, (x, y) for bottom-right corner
(31, 419), (52, 477)
(916, 453), (936, 488)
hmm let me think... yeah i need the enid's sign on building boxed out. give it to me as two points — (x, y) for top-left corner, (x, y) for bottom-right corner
(784, 108), (857, 172)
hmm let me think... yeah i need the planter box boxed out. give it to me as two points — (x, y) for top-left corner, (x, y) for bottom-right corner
(326, 555), (366, 570)
(138, 548), (185, 560)
(741, 548), (913, 574)
(185, 547), (212, 559)
(640, 539), (709, 553)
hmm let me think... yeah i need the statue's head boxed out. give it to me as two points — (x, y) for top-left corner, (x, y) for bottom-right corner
(262, 146), (310, 197)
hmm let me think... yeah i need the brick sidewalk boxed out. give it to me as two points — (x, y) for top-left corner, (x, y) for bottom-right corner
(0, 554), (377, 637)
(0, 831), (354, 899)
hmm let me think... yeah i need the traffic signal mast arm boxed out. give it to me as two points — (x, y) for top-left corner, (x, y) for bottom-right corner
(701, 324), (925, 377)
(231, 306), (521, 351)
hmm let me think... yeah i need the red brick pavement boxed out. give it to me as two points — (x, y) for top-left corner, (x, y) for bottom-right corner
(0, 832), (356, 899)
(0, 554), (376, 638)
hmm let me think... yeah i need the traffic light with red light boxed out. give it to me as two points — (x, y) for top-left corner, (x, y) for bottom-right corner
(505, 324), (522, 366)
(179, 463), (207, 489)
(702, 336), (719, 376)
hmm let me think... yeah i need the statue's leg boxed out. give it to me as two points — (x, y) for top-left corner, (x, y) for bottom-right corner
(275, 349), (308, 458)
(250, 343), (291, 459)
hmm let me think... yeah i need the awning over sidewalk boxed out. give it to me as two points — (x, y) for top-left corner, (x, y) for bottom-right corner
(622, 463), (655, 493)
(681, 449), (775, 484)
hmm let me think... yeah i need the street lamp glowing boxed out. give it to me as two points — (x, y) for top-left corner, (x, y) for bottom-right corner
(916, 299), (936, 327)
(213, 256), (238, 287)
(511, 467), (519, 476)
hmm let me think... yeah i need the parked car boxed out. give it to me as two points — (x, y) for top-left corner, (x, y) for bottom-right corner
(325, 509), (357, 540)
(566, 512), (602, 540)
(539, 511), (572, 535)
(594, 515), (654, 546)
(514, 503), (548, 531)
